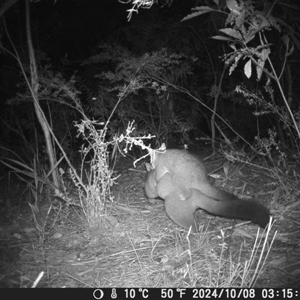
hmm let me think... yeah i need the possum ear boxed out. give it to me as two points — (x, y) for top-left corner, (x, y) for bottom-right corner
(145, 163), (153, 172)
(145, 169), (158, 200)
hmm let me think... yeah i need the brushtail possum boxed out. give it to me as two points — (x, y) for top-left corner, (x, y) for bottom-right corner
(145, 149), (270, 232)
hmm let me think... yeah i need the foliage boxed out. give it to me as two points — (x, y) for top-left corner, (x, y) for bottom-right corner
(123, 0), (173, 21)
(236, 84), (300, 153)
(1, 65), (82, 160)
(83, 45), (196, 89)
(81, 44), (198, 147)
(0, 151), (59, 236)
(183, 0), (300, 151)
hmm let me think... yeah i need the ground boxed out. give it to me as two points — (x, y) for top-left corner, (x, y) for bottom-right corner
(0, 151), (299, 288)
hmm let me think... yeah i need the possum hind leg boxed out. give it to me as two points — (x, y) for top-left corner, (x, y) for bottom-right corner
(164, 191), (198, 232)
(145, 162), (191, 201)
(152, 171), (197, 231)
(156, 172), (192, 201)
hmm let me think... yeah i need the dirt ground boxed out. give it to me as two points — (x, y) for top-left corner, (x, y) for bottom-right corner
(0, 152), (299, 288)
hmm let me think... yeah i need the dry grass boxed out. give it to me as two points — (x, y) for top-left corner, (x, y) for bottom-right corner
(0, 191), (276, 288)
(1, 154), (299, 288)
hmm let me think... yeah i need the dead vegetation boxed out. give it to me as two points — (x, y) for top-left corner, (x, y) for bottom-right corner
(1, 152), (299, 288)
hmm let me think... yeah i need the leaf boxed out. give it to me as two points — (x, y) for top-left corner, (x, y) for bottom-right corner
(229, 43), (237, 51)
(227, 53), (242, 75)
(244, 59), (252, 78)
(105, 215), (119, 227)
(268, 256), (287, 267)
(282, 34), (290, 48)
(193, 6), (215, 12)
(286, 199), (300, 209)
(267, 15), (281, 32)
(256, 48), (270, 80)
(223, 162), (229, 177)
(211, 35), (233, 42)
(219, 28), (243, 40)
(234, 228), (254, 239)
(181, 6), (216, 22)
(226, 0), (243, 14)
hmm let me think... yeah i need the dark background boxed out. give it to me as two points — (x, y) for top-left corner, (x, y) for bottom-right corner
(0, 0), (299, 159)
